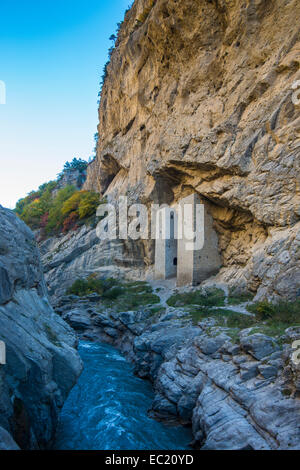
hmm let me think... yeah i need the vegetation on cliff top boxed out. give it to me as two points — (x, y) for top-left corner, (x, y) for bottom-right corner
(57, 157), (88, 180)
(15, 158), (101, 238)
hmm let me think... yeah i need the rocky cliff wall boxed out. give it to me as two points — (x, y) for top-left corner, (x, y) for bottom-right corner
(0, 206), (82, 449)
(84, 0), (300, 301)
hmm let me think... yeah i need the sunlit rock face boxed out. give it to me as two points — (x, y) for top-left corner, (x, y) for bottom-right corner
(0, 206), (82, 449)
(84, 0), (300, 300)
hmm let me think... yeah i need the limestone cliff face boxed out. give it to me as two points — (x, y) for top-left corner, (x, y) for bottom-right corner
(85, 0), (300, 300)
(0, 206), (82, 449)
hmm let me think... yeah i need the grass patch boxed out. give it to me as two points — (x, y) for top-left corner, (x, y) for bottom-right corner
(67, 277), (118, 297)
(167, 288), (225, 308)
(187, 306), (256, 328)
(148, 305), (166, 316)
(225, 312), (256, 329)
(228, 287), (254, 305)
(250, 323), (293, 339)
(67, 277), (160, 312)
(225, 328), (241, 344)
(184, 299), (300, 341)
(107, 291), (160, 312)
(123, 281), (153, 294)
(247, 300), (300, 323)
(186, 306), (228, 325)
(247, 300), (300, 338)
(102, 286), (124, 300)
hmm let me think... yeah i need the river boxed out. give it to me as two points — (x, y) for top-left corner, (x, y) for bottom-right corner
(54, 341), (193, 450)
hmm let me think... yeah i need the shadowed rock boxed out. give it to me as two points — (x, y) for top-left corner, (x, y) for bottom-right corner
(0, 206), (82, 449)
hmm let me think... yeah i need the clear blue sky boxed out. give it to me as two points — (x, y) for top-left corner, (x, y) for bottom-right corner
(0, 0), (131, 209)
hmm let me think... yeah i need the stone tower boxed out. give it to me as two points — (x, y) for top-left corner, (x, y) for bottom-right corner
(154, 206), (178, 280)
(177, 194), (221, 286)
(154, 194), (222, 286)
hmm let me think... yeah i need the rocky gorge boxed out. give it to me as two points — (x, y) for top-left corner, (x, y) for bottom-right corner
(28, 0), (300, 451)
(1, 0), (300, 452)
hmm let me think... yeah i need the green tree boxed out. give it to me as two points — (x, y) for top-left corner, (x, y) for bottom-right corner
(78, 192), (100, 219)
(46, 185), (76, 234)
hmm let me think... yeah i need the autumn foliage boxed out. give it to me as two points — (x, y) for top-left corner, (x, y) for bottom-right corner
(15, 184), (100, 237)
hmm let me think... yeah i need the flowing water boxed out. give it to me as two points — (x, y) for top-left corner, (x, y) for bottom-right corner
(54, 341), (193, 450)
